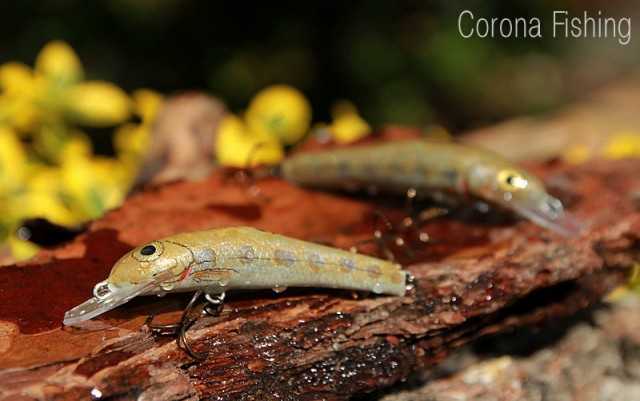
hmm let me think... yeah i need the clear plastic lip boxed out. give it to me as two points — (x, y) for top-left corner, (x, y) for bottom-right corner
(63, 270), (174, 327)
(511, 197), (583, 237)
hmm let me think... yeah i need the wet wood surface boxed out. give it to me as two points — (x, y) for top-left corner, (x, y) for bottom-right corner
(1, 84), (640, 400)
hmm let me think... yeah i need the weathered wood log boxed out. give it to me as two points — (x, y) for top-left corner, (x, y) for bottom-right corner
(378, 296), (640, 401)
(0, 152), (638, 400)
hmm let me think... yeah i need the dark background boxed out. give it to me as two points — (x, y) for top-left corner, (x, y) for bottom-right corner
(2, 0), (638, 132)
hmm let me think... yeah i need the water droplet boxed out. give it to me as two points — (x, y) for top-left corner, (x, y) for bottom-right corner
(160, 282), (174, 291)
(156, 292), (166, 298)
(272, 285), (287, 294)
(373, 282), (384, 294)
(90, 388), (103, 400)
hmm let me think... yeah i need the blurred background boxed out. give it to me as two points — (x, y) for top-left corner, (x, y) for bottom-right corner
(0, 0), (639, 260)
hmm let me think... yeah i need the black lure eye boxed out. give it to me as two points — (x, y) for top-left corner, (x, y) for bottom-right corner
(141, 245), (156, 256)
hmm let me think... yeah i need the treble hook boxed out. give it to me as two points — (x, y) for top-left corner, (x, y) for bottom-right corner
(145, 290), (226, 360)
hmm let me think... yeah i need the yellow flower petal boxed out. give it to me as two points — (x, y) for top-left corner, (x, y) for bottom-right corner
(64, 81), (132, 126)
(246, 84), (311, 145)
(26, 166), (63, 194)
(329, 101), (371, 144)
(32, 124), (80, 162)
(0, 62), (34, 95)
(627, 262), (640, 294)
(35, 40), (83, 84)
(60, 132), (93, 161)
(216, 115), (284, 167)
(60, 153), (128, 219)
(7, 234), (39, 261)
(0, 94), (40, 133)
(602, 133), (640, 160)
(0, 126), (27, 192)
(114, 123), (150, 158)
(132, 89), (163, 122)
(10, 189), (79, 227)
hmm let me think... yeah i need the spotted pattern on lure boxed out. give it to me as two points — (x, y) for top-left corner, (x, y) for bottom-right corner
(281, 139), (580, 235)
(63, 227), (407, 326)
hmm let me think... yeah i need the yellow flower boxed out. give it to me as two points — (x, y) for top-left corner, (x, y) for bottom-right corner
(7, 234), (40, 261)
(246, 84), (311, 145)
(114, 123), (149, 159)
(0, 126), (27, 193)
(32, 124), (91, 163)
(0, 165), (80, 231)
(215, 114), (284, 167)
(60, 132), (93, 160)
(35, 40), (83, 85)
(602, 133), (640, 159)
(607, 263), (640, 301)
(59, 153), (124, 219)
(132, 88), (163, 122)
(64, 81), (132, 126)
(0, 63), (43, 132)
(113, 88), (163, 179)
(628, 263), (640, 293)
(328, 100), (371, 144)
(11, 189), (80, 227)
(0, 62), (34, 95)
(0, 96), (39, 134)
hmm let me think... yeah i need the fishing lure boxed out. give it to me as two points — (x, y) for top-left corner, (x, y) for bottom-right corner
(281, 139), (579, 235)
(64, 227), (408, 357)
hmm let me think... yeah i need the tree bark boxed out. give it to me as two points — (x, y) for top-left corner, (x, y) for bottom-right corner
(378, 296), (640, 401)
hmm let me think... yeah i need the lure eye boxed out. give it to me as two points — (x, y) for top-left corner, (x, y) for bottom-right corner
(141, 245), (156, 255)
(497, 169), (528, 191)
(133, 241), (164, 262)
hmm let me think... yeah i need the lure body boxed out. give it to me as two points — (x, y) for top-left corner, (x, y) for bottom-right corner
(282, 139), (578, 235)
(64, 227), (407, 326)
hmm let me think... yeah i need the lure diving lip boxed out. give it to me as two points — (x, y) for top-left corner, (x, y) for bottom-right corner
(510, 193), (582, 237)
(63, 269), (174, 327)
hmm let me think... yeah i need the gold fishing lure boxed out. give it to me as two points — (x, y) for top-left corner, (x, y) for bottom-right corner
(281, 139), (580, 235)
(63, 227), (407, 327)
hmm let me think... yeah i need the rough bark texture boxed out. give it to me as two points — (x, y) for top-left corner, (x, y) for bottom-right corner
(1, 81), (640, 400)
(0, 156), (638, 401)
(377, 296), (640, 401)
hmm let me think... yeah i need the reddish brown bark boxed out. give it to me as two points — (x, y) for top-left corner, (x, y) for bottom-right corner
(0, 151), (638, 400)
